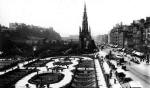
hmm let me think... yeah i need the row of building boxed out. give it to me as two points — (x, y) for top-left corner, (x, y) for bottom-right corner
(109, 17), (150, 55)
(95, 34), (108, 45)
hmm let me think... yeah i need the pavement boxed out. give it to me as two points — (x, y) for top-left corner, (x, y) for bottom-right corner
(94, 59), (107, 88)
(97, 50), (122, 88)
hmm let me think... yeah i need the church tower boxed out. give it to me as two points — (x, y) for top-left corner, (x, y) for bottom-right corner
(79, 4), (96, 53)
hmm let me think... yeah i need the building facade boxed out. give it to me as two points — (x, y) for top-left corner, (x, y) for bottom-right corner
(109, 23), (126, 48)
(109, 17), (150, 60)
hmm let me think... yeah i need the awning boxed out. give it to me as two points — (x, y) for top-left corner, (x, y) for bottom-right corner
(132, 51), (144, 56)
(132, 50), (136, 54)
(134, 52), (144, 56)
(112, 45), (118, 48)
(114, 45), (118, 47)
(117, 48), (122, 50)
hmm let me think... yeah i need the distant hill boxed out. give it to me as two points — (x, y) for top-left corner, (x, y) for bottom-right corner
(0, 23), (62, 57)
(8, 23), (61, 41)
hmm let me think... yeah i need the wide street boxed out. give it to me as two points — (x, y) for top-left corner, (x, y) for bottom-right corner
(102, 47), (150, 88)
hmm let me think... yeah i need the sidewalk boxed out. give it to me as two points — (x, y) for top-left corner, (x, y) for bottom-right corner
(104, 60), (122, 88)
(97, 50), (122, 88)
(94, 59), (107, 88)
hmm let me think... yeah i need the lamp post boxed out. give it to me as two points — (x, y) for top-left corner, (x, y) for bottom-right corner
(119, 23), (127, 64)
(33, 46), (36, 59)
(145, 28), (150, 63)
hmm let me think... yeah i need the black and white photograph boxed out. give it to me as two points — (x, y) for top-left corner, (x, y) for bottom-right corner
(0, 0), (150, 88)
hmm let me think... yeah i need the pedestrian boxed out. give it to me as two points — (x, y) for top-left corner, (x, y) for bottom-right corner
(25, 84), (30, 88)
(129, 61), (131, 65)
(146, 59), (149, 64)
(114, 79), (116, 84)
(140, 58), (142, 62)
(110, 70), (112, 78)
(67, 65), (69, 68)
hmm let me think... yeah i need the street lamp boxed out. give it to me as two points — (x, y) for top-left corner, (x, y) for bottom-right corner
(145, 28), (150, 63)
(119, 23), (127, 64)
(33, 46), (36, 59)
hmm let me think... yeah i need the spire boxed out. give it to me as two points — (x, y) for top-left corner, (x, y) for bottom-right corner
(82, 3), (88, 32)
(89, 26), (91, 34)
(84, 3), (86, 13)
(83, 3), (87, 20)
(79, 26), (81, 33)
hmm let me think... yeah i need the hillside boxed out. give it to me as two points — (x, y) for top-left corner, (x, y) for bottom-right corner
(0, 23), (62, 57)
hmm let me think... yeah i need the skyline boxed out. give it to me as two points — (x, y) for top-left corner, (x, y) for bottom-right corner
(1, 0), (150, 37)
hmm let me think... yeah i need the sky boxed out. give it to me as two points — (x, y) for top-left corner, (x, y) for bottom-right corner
(1, 0), (150, 37)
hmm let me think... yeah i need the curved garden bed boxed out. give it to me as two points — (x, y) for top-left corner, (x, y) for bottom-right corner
(28, 73), (64, 85)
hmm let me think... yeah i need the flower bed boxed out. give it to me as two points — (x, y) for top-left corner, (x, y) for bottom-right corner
(28, 73), (64, 85)
(0, 69), (36, 88)
(0, 60), (21, 71)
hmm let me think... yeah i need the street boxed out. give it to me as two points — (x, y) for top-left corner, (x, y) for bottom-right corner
(126, 65), (150, 88)
(125, 61), (150, 88)
(102, 47), (150, 88)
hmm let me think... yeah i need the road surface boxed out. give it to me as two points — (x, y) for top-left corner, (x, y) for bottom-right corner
(102, 47), (150, 88)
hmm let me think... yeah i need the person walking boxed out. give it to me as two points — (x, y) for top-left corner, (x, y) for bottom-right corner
(25, 84), (30, 88)
(146, 58), (149, 64)
(129, 61), (131, 66)
(109, 69), (112, 78)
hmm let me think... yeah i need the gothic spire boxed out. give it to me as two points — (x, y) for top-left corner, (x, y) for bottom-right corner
(79, 26), (81, 33)
(84, 3), (86, 13)
(82, 3), (88, 32)
(83, 3), (87, 21)
(89, 26), (91, 34)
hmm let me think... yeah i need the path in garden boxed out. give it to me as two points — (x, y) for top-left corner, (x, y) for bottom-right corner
(0, 59), (37, 75)
(15, 57), (79, 88)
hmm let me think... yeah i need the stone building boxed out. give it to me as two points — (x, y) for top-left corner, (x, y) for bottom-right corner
(109, 17), (150, 53)
(109, 23), (127, 48)
(79, 5), (96, 53)
(79, 4), (96, 53)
